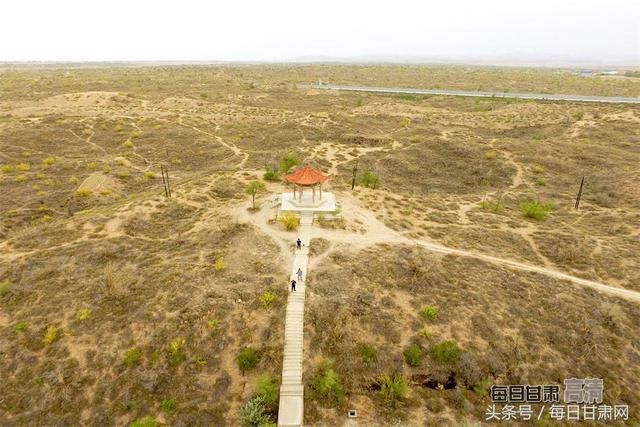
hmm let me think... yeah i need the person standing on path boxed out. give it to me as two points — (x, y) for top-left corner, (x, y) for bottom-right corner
(290, 279), (296, 292)
(296, 238), (302, 250)
(296, 267), (303, 281)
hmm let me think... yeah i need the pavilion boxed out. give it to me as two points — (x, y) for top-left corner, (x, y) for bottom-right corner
(279, 165), (337, 213)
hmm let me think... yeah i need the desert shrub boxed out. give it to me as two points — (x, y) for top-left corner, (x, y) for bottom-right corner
(531, 164), (545, 174)
(76, 188), (92, 197)
(479, 199), (504, 213)
(14, 322), (28, 334)
(484, 150), (497, 160)
(214, 257), (226, 271)
(279, 213), (299, 231)
(76, 308), (92, 321)
(1, 164), (16, 173)
(360, 344), (378, 366)
(404, 344), (423, 367)
(360, 169), (380, 189)
(43, 326), (58, 345)
(279, 153), (299, 173)
(380, 375), (408, 408)
(169, 337), (186, 365)
(160, 399), (176, 412)
(16, 162), (31, 171)
(104, 262), (128, 296)
(263, 167), (280, 182)
(42, 157), (56, 167)
(255, 373), (279, 408)
(123, 348), (142, 367)
(130, 416), (156, 427)
(0, 280), (10, 296)
(474, 378), (492, 396)
(430, 340), (461, 363)
(86, 162), (97, 170)
(123, 139), (134, 148)
(238, 347), (260, 374)
(260, 291), (276, 308)
(143, 171), (156, 181)
(420, 305), (439, 321)
(312, 364), (345, 407)
(521, 200), (552, 220)
(69, 176), (79, 185)
(15, 175), (26, 183)
(239, 395), (271, 427)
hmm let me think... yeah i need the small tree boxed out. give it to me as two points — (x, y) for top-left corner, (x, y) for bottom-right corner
(404, 344), (423, 367)
(245, 181), (266, 209)
(360, 169), (380, 189)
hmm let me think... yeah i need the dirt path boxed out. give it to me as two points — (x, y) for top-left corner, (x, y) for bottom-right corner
(237, 192), (640, 304)
(176, 117), (249, 169)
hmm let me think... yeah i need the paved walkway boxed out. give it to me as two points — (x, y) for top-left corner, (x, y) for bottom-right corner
(277, 212), (314, 426)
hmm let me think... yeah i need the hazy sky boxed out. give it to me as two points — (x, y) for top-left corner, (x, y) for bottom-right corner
(2, 0), (638, 65)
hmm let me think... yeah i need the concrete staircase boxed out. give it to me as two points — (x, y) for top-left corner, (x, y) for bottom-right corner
(277, 212), (313, 426)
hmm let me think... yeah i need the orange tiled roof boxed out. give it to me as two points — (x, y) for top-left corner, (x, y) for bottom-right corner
(284, 165), (330, 185)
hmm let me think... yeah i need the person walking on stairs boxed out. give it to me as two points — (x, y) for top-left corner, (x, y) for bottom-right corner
(296, 238), (302, 250)
(290, 279), (297, 292)
(296, 267), (303, 281)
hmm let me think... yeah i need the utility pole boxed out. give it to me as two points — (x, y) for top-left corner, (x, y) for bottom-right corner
(575, 176), (584, 209)
(161, 165), (172, 198)
(351, 160), (359, 190)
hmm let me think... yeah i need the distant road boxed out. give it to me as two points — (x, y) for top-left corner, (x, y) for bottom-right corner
(300, 83), (640, 104)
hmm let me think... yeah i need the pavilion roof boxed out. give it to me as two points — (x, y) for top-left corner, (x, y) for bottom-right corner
(284, 165), (330, 186)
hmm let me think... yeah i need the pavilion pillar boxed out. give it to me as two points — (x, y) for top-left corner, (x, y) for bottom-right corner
(312, 186), (315, 202)
(320, 184), (322, 200)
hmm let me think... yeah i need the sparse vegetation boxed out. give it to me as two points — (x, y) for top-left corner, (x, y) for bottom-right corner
(379, 375), (408, 408)
(123, 348), (142, 367)
(420, 305), (439, 321)
(279, 152), (299, 173)
(430, 340), (461, 363)
(42, 325), (58, 345)
(279, 212), (299, 231)
(312, 363), (345, 407)
(403, 344), (423, 367)
(76, 308), (92, 321)
(259, 291), (276, 308)
(263, 166), (280, 181)
(521, 200), (553, 220)
(214, 257), (226, 271)
(360, 169), (380, 189)
(238, 347), (260, 374)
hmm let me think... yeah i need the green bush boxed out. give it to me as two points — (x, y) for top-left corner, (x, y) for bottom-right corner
(479, 199), (504, 213)
(259, 291), (276, 308)
(130, 416), (156, 427)
(279, 212), (299, 231)
(521, 200), (552, 220)
(404, 344), (423, 367)
(420, 305), (439, 321)
(238, 347), (260, 373)
(279, 153), (299, 173)
(430, 340), (461, 363)
(360, 169), (380, 189)
(160, 399), (176, 412)
(473, 378), (492, 396)
(263, 167), (280, 182)
(360, 344), (378, 366)
(255, 373), (279, 408)
(0, 280), (10, 296)
(380, 375), (408, 408)
(123, 348), (142, 367)
(313, 365), (345, 407)
(14, 321), (28, 334)
(239, 395), (271, 427)
(168, 337), (186, 365)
